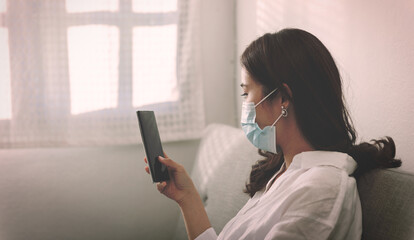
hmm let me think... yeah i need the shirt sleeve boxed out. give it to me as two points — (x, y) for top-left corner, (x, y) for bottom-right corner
(194, 227), (218, 240)
(264, 215), (333, 240)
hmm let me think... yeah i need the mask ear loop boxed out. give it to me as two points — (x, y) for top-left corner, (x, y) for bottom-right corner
(271, 106), (288, 126)
(254, 88), (278, 107)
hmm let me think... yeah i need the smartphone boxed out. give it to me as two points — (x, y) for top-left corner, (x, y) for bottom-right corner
(136, 111), (170, 183)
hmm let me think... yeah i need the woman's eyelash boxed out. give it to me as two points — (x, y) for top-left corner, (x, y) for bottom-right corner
(241, 93), (248, 97)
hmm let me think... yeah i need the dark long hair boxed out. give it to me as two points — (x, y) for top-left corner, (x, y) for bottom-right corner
(241, 28), (401, 197)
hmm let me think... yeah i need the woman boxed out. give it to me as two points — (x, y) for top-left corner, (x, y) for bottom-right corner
(144, 28), (401, 239)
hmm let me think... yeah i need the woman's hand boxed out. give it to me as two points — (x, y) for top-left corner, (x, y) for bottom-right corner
(145, 154), (212, 239)
(144, 153), (197, 205)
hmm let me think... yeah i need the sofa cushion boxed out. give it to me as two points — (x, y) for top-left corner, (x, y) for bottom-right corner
(357, 168), (414, 240)
(173, 124), (259, 240)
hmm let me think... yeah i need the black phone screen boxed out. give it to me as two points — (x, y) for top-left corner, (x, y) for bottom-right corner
(137, 111), (169, 182)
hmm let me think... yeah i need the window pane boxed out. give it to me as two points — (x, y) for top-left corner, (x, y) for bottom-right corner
(133, 0), (177, 13)
(66, 0), (118, 13)
(133, 25), (178, 107)
(0, 28), (11, 120)
(68, 25), (119, 115)
(0, 0), (6, 13)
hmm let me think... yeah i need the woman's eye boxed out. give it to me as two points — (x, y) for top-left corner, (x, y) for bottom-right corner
(241, 93), (248, 97)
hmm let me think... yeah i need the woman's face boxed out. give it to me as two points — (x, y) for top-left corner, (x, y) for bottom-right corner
(241, 68), (282, 130)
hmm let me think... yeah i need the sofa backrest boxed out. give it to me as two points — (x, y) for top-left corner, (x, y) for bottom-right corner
(173, 124), (414, 240)
(357, 168), (414, 240)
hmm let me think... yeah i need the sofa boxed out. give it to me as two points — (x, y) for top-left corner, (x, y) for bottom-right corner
(173, 124), (414, 240)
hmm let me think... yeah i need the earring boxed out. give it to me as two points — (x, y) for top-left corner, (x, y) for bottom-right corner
(281, 106), (288, 117)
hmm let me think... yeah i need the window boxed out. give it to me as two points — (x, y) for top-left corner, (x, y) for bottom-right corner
(66, 0), (118, 13)
(67, 25), (120, 115)
(132, 0), (177, 13)
(132, 25), (178, 107)
(66, 0), (178, 113)
(0, 0), (204, 148)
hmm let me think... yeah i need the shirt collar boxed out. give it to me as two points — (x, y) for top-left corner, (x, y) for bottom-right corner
(263, 151), (357, 194)
(264, 162), (287, 193)
(289, 150), (357, 175)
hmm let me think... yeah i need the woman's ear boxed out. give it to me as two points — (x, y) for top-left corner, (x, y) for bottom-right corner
(281, 83), (293, 109)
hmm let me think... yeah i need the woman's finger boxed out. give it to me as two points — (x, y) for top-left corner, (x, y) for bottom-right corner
(163, 152), (169, 158)
(144, 157), (147, 164)
(156, 182), (166, 193)
(145, 166), (150, 174)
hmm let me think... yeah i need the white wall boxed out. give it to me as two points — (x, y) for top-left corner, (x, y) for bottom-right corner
(200, 0), (237, 127)
(236, 0), (414, 172)
(0, 1), (237, 239)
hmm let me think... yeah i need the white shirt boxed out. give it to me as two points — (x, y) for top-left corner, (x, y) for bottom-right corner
(195, 151), (362, 240)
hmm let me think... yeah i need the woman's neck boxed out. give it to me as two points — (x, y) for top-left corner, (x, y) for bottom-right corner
(281, 125), (314, 168)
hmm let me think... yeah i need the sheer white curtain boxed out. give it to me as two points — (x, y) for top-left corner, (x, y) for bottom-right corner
(0, 0), (204, 148)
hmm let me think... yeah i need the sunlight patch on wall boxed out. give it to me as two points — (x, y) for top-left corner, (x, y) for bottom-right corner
(0, 28), (11, 120)
(67, 25), (119, 115)
(0, 0), (6, 13)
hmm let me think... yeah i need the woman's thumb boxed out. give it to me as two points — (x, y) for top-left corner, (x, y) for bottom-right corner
(158, 156), (178, 169)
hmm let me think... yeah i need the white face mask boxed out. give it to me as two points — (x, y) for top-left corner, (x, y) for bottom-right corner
(240, 88), (287, 154)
